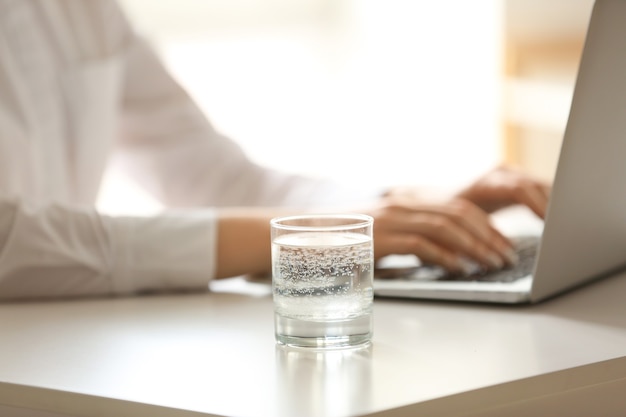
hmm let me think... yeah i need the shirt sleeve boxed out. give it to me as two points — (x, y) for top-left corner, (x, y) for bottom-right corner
(0, 1), (380, 301)
(0, 196), (216, 301)
(115, 29), (379, 209)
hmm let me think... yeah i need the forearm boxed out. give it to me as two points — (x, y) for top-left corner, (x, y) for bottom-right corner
(214, 208), (299, 279)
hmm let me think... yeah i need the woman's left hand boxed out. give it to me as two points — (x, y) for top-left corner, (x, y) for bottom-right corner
(455, 165), (552, 218)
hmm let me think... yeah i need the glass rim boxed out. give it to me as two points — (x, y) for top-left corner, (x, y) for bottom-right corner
(270, 213), (373, 232)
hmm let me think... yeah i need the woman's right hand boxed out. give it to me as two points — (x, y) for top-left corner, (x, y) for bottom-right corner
(364, 196), (519, 274)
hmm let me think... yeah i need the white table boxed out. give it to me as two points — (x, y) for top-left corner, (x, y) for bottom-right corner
(1, 270), (626, 417)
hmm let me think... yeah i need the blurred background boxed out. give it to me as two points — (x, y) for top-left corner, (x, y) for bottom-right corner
(98, 0), (595, 214)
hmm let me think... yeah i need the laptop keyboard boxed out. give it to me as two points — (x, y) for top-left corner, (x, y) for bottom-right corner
(376, 235), (540, 283)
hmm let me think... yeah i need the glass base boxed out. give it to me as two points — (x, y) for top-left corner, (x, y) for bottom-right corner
(275, 314), (372, 349)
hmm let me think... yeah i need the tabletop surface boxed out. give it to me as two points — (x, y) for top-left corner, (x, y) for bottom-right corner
(1, 264), (626, 417)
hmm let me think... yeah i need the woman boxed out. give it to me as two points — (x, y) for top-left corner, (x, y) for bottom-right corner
(0, 1), (549, 300)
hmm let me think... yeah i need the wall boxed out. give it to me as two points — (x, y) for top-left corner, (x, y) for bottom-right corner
(100, 0), (503, 213)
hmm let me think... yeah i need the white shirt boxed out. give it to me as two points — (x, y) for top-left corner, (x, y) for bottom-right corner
(0, 0), (375, 300)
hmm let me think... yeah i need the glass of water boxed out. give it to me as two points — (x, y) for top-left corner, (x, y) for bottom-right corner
(270, 214), (374, 348)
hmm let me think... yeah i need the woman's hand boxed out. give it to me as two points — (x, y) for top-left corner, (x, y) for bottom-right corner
(364, 197), (519, 274)
(456, 165), (551, 218)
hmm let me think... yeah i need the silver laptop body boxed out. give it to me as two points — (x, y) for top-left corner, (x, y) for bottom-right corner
(374, 0), (626, 304)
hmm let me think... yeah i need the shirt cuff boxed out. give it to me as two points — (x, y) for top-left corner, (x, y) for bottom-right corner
(108, 210), (217, 295)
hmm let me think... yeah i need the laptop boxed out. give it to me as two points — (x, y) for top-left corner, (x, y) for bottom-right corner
(373, 0), (626, 304)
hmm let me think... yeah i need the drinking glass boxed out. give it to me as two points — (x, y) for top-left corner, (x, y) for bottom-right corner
(271, 214), (374, 348)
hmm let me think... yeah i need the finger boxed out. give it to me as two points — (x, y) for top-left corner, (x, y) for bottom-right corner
(403, 213), (508, 270)
(538, 184), (553, 218)
(373, 200), (514, 268)
(515, 183), (549, 218)
(448, 202), (519, 266)
(375, 233), (469, 274)
(416, 201), (517, 267)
